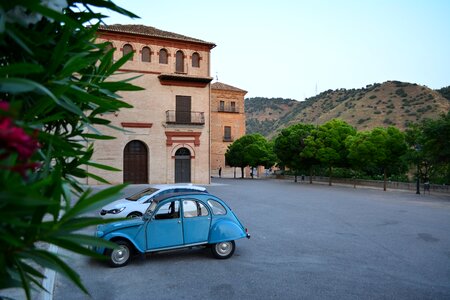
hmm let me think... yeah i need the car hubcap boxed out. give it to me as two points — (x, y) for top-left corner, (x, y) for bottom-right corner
(112, 245), (129, 264)
(216, 242), (232, 256)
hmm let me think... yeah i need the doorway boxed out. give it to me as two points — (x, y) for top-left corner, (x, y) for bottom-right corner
(175, 147), (191, 183)
(123, 140), (148, 184)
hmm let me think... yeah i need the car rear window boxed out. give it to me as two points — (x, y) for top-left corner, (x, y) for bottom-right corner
(207, 199), (226, 215)
(126, 188), (159, 201)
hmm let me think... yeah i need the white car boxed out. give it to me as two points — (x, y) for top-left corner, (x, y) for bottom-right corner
(99, 184), (207, 219)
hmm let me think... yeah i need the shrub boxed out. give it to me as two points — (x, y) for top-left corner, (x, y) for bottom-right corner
(0, 1), (141, 298)
(395, 88), (408, 97)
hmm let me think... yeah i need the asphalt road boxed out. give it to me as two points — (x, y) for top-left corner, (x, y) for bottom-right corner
(53, 178), (450, 300)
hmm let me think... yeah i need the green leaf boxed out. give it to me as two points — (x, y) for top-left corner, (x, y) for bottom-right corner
(86, 172), (110, 184)
(59, 184), (127, 222)
(14, 257), (32, 300)
(49, 233), (118, 250)
(98, 81), (144, 92)
(5, 27), (33, 55)
(43, 236), (107, 259)
(19, 249), (89, 295)
(85, 161), (121, 171)
(79, 0), (140, 19)
(49, 216), (120, 231)
(0, 63), (44, 76)
(81, 133), (116, 140)
(104, 51), (134, 77)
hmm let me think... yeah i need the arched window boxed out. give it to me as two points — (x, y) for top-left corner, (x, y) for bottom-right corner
(105, 42), (114, 53)
(176, 50), (184, 73)
(159, 48), (168, 64)
(122, 44), (134, 60)
(192, 52), (200, 68)
(141, 47), (151, 62)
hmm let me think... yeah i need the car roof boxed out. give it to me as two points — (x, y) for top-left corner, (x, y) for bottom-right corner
(152, 191), (210, 204)
(151, 184), (206, 191)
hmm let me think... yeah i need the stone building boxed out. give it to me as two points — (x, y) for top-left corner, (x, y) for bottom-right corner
(89, 24), (215, 184)
(210, 82), (247, 177)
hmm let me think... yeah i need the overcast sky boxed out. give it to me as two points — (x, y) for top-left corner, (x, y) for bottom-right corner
(96, 0), (450, 101)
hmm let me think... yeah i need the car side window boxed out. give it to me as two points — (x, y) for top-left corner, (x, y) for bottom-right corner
(154, 201), (180, 220)
(207, 199), (227, 215)
(183, 200), (209, 218)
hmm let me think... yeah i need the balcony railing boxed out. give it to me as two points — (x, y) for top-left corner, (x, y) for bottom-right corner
(218, 105), (239, 113)
(223, 136), (234, 142)
(166, 110), (205, 125)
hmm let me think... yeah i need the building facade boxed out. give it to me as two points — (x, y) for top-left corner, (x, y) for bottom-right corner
(90, 24), (215, 184)
(210, 82), (247, 176)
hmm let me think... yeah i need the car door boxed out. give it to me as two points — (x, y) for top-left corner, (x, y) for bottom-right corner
(146, 200), (183, 250)
(182, 199), (211, 244)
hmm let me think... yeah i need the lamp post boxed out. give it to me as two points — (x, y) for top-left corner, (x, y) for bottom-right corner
(416, 163), (420, 194)
(415, 145), (421, 195)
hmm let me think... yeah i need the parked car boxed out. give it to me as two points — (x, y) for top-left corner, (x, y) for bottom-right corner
(94, 192), (250, 267)
(99, 184), (207, 219)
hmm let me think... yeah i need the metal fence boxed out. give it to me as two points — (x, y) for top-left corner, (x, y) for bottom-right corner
(276, 175), (450, 194)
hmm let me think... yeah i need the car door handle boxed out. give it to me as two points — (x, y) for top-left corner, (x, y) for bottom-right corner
(178, 220), (181, 224)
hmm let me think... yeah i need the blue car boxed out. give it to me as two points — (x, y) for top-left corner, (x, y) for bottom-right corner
(95, 192), (250, 267)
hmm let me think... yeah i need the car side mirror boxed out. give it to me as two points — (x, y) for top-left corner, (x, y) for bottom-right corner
(143, 211), (152, 221)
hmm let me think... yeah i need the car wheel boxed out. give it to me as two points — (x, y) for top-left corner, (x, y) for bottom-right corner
(211, 241), (235, 259)
(107, 240), (132, 267)
(127, 212), (142, 219)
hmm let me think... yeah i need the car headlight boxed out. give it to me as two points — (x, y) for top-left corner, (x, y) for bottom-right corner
(107, 207), (125, 214)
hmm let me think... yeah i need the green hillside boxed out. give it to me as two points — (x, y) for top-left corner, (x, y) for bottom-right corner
(245, 81), (450, 138)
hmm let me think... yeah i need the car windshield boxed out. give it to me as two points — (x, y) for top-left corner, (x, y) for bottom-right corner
(146, 201), (158, 214)
(125, 188), (159, 201)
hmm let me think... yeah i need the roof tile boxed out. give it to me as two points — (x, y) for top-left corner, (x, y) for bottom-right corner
(98, 24), (215, 48)
(211, 82), (247, 93)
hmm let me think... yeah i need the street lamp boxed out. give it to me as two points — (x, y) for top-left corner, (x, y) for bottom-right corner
(415, 145), (421, 195)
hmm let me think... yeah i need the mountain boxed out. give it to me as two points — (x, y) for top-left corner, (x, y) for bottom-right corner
(245, 81), (450, 139)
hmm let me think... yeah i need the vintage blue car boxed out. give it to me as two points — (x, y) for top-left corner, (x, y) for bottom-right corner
(95, 192), (250, 267)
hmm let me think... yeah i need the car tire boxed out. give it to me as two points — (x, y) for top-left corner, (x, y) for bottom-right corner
(127, 212), (142, 218)
(107, 240), (132, 267)
(211, 241), (235, 259)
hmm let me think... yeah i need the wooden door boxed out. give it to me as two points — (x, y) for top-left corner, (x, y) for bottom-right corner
(175, 147), (191, 183)
(123, 140), (148, 184)
(176, 96), (191, 124)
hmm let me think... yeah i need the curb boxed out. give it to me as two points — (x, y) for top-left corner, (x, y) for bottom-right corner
(40, 244), (58, 300)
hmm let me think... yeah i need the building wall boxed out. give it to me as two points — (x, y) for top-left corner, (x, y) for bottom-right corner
(88, 33), (212, 185)
(210, 88), (246, 173)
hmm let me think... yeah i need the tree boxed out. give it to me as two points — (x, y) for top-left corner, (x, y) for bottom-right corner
(406, 112), (450, 184)
(273, 123), (315, 182)
(347, 127), (408, 191)
(225, 134), (275, 178)
(302, 119), (356, 185)
(0, 1), (141, 298)
(346, 130), (379, 187)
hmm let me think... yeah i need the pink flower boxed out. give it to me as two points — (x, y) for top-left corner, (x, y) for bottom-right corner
(0, 118), (39, 160)
(0, 101), (9, 112)
(0, 101), (40, 175)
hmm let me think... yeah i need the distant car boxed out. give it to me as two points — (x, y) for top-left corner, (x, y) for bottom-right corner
(94, 192), (250, 267)
(99, 184), (207, 219)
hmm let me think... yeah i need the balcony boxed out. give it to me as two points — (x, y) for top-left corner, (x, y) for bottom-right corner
(218, 104), (239, 113)
(223, 136), (234, 142)
(166, 110), (205, 125)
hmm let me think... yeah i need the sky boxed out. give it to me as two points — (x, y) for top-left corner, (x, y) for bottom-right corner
(95, 0), (450, 101)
